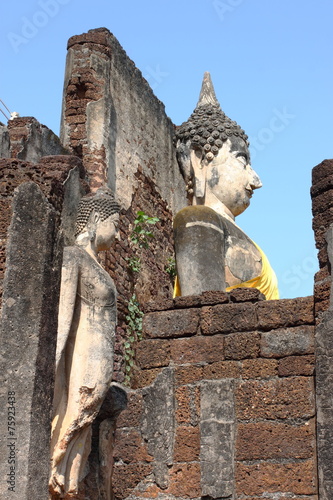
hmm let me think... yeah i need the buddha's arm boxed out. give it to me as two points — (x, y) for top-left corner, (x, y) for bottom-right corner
(55, 247), (79, 371)
(173, 206), (226, 296)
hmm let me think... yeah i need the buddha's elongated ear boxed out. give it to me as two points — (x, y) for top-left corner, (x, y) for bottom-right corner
(90, 209), (101, 225)
(190, 149), (206, 199)
(83, 209), (100, 242)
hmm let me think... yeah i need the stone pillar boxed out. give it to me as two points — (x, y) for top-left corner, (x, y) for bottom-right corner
(0, 182), (62, 499)
(0, 122), (10, 158)
(311, 158), (333, 499)
(141, 367), (175, 489)
(200, 379), (235, 498)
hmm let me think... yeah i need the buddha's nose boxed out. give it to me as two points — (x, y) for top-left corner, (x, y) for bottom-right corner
(250, 168), (262, 190)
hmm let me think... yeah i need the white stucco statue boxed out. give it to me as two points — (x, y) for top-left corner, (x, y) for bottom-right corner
(174, 73), (279, 299)
(49, 188), (121, 499)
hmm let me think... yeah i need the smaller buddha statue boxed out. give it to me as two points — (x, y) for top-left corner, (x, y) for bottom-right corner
(49, 188), (121, 499)
(174, 73), (278, 300)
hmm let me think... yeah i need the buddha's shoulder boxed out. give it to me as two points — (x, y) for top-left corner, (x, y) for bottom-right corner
(63, 245), (83, 256)
(218, 216), (262, 283)
(218, 216), (255, 247)
(62, 245), (91, 265)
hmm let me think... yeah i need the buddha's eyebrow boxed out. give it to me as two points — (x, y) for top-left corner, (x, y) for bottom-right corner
(234, 151), (249, 161)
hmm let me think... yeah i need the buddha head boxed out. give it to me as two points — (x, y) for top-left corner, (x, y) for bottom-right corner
(175, 73), (262, 220)
(75, 187), (121, 251)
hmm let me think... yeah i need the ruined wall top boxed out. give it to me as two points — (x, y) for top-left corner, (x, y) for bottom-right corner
(60, 27), (187, 214)
(0, 116), (68, 163)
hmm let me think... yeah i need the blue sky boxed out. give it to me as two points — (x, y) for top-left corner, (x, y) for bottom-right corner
(1, 0), (332, 298)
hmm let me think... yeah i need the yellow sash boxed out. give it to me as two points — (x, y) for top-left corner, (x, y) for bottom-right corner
(173, 242), (279, 300)
(225, 242), (279, 300)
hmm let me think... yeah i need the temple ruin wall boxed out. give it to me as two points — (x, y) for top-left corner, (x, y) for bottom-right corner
(0, 26), (332, 500)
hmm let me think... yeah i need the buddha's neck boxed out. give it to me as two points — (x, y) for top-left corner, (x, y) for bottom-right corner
(75, 234), (99, 262)
(194, 192), (235, 223)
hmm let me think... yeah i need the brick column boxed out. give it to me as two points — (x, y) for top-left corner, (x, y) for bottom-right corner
(311, 158), (333, 499)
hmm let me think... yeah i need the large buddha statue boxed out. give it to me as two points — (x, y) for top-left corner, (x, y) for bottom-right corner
(49, 188), (121, 499)
(174, 73), (278, 300)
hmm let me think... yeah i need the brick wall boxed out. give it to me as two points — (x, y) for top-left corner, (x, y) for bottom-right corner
(311, 158), (333, 315)
(0, 155), (84, 308)
(311, 158), (333, 499)
(107, 166), (176, 383)
(0, 116), (68, 162)
(60, 28), (186, 214)
(0, 155), (83, 499)
(0, 155), (175, 384)
(113, 289), (317, 500)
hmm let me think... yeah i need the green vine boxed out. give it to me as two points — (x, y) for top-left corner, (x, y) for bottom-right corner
(130, 211), (160, 249)
(124, 294), (144, 386)
(124, 211), (159, 384)
(126, 211), (160, 273)
(165, 256), (177, 280)
(126, 255), (141, 273)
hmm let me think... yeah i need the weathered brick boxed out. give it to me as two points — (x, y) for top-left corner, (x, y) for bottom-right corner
(312, 189), (333, 215)
(261, 325), (315, 357)
(132, 368), (162, 389)
(143, 298), (174, 313)
(236, 377), (315, 420)
(132, 483), (161, 498)
(236, 420), (316, 460)
(314, 278), (331, 308)
(317, 246), (329, 268)
(311, 172), (333, 197)
(201, 302), (257, 335)
(315, 266), (330, 283)
(170, 335), (224, 364)
(229, 287), (265, 302)
(168, 463), (201, 498)
(200, 290), (229, 305)
(225, 331), (260, 360)
(313, 209), (333, 248)
(68, 30), (112, 49)
(313, 207), (333, 232)
(175, 386), (192, 424)
(312, 158), (333, 185)
(143, 308), (200, 338)
(257, 297), (314, 330)
(202, 360), (240, 379)
(116, 391), (143, 428)
(244, 497), (318, 500)
(173, 295), (202, 308)
(136, 339), (170, 369)
(175, 386), (200, 425)
(236, 460), (317, 496)
(241, 358), (278, 379)
(315, 297), (330, 315)
(66, 114), (86, 124)
(174, 426), (200, 462)
(175, 365), (203, 385)
(278, 355), (315, 377)
(113, 429), (153, 463)
(112, 463), (153, 499)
